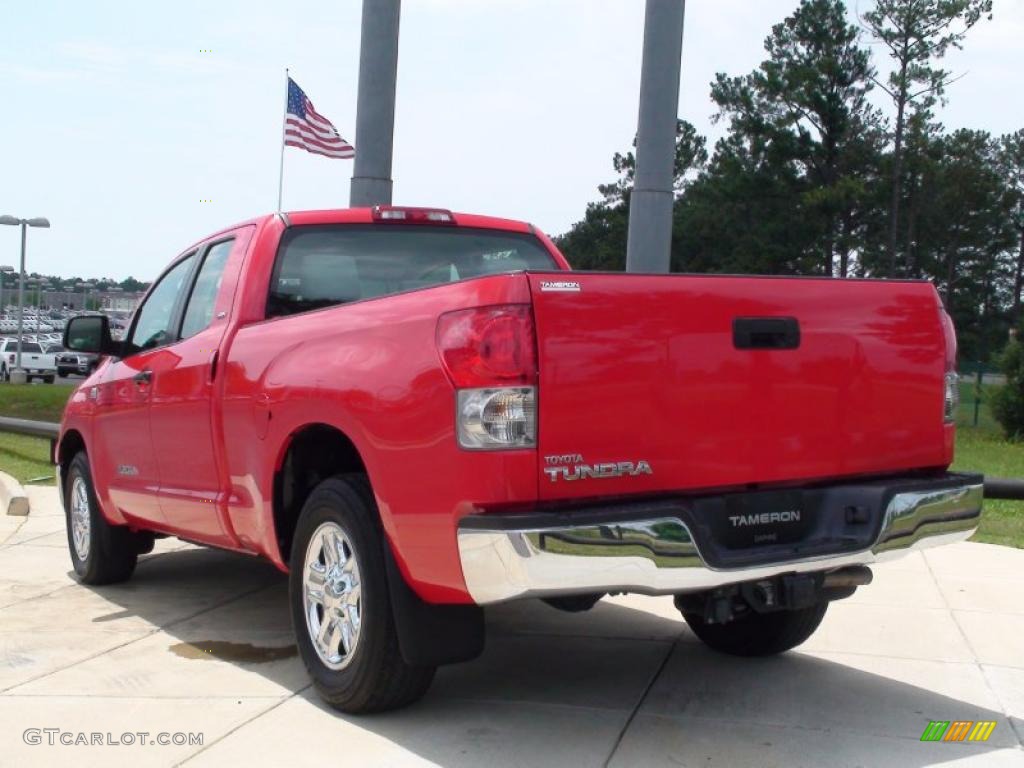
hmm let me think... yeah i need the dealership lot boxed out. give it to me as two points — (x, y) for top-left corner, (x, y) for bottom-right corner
(0, 485), (1021, 767)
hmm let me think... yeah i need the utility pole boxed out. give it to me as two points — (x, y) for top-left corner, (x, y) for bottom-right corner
(625, 0), (685, 274)
(349, 0), (402, 207)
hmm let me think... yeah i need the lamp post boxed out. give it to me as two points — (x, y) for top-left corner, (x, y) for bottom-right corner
(0, 265), (14, 313)
(0, 215), (51, 384)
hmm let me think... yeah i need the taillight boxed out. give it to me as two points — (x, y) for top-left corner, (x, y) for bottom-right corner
(437, 305), (538, 450)
(941, 310), (958, 424)
(372, 206), (454, 224)
(437, 305), (537, 388)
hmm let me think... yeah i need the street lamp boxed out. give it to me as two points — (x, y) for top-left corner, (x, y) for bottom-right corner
(0, 265), (13, 313)
(0, 215), (50, 384)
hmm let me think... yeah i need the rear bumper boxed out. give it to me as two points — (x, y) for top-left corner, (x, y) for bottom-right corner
(456, 473), (983, 605)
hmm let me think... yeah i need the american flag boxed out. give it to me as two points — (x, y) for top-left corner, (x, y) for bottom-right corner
(284, 77), (354, 159)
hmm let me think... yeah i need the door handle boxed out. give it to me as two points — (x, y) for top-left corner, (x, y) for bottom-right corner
(133, 370), (152, 385)
(733, 317), (801, 350)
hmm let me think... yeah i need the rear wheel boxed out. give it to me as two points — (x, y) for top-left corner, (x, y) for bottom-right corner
(64, 452), (140, 585)
(43, 375), (54, 384)
(289, 475), (435, 713)
(680, 601), (828, 656)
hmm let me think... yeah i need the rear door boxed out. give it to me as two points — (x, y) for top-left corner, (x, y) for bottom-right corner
(150, 229), (251, 546)
(528, 272), (948, 502)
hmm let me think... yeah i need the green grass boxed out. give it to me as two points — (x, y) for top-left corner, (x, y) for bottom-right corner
(0, 433), (54, 484)
(0, 405), (1019, 547)
(953, 428), (1024, 549)
(0, 382), (72, 422)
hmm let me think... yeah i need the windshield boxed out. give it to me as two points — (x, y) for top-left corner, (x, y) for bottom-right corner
(267, 225), (557, 318)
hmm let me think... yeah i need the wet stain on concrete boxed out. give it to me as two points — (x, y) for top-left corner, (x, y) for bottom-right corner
(169, 640), (297, 663)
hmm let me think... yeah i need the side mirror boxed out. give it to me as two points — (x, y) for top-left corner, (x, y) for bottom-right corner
(63, 315), (119, 357)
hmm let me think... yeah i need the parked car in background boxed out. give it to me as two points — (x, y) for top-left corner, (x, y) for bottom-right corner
(1, 339), (57, 382)
(56, 350), (99, 377)
(56, 206), (982, 714)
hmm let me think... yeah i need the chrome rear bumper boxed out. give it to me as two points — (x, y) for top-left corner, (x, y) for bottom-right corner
(457, 475), (983, 605)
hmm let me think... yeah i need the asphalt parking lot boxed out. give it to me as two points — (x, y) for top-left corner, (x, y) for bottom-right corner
(1, 485), (1022, 768)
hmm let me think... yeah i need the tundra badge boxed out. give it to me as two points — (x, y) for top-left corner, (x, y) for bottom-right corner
(543, 454), (652, 482)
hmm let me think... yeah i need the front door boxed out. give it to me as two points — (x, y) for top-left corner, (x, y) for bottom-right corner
(93, 251), (198, 527)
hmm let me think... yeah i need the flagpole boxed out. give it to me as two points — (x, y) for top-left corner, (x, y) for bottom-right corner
(277, 67), (289, 212)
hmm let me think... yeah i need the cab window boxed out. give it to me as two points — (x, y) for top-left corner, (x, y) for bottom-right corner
(126, 252), (196, 355)
(180, 240), (233, 339)
(267, 225), (557, 318)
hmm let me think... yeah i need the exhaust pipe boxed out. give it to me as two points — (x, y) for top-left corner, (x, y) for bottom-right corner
(822, 565), (873, 589)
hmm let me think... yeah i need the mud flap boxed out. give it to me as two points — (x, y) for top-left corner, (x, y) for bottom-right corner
(383, 543), (485, 667)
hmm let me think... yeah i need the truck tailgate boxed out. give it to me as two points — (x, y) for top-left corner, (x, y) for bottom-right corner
(528, 272), (949, 502)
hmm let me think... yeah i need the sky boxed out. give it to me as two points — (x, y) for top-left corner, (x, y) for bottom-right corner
(1, 0), (1022, 282)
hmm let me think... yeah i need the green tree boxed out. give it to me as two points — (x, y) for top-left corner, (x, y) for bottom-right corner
(556, 120), (706, 270)
(861, 0), (993, 276)
(905, 129), (1016, 360)
(991, 335), (1024, 439)
(710, 0), (883, 276)
(999, 131), (1024, 323)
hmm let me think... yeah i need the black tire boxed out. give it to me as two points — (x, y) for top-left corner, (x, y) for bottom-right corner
(289, 475), (435, 714)
(64, 451), (139, 585)
(681, 602), (828, 657)
(43, 375), (54, 384)
(58, 370), (68, 378)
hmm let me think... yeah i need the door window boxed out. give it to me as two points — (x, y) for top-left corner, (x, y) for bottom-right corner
(126, 252), (196, 355)
(180, 240), (233, 339)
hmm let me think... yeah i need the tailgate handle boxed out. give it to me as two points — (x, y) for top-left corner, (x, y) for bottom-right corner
(733, 317), (800, 350)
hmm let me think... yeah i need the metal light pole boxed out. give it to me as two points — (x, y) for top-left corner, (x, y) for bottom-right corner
(625, 0), (686, 274)
(0, 215), (50, 383)
(0, 265), (13, 312)
(349, 0), (401, 207)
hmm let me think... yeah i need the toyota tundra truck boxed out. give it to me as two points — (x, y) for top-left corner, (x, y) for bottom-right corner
(56, 206), (983, 713)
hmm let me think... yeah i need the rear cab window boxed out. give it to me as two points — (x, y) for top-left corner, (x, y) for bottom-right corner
(266, 225), (557, 318)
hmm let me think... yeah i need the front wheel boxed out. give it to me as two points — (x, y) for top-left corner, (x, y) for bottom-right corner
(64, 452), (140, 584)
(680, 601), (828, 657)
(289, 475), (435, 713)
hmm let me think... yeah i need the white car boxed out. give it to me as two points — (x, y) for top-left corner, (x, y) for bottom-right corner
(0, 339), (57, 383)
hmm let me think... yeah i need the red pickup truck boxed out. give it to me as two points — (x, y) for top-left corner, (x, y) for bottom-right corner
(57, 206), (983, 713)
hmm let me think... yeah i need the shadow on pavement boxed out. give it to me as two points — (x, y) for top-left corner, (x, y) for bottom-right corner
(80, 546), (1016, 767)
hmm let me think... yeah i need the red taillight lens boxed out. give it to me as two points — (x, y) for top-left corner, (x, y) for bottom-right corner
(941, 310), (957, 372)
(436, 304), (537, 387)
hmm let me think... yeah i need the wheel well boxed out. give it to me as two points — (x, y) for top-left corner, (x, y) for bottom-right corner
(273, 424), (368, 566)
(58, 429), (86, 473)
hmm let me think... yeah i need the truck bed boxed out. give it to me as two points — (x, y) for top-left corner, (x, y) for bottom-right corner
(527, 271), (952, 502)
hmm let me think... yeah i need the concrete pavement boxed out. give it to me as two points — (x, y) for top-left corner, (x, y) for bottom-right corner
(0, 484), (1022, 767)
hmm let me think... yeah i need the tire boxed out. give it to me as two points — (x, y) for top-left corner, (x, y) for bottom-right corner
(64, 452), (139, 585)
(289, 475), (435, 714)
(43, 375), (54, 384)
(58, 370), (68, 378)
(680, 601), (828, 657)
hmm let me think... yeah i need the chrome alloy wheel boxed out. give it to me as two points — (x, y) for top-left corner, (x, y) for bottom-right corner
(303, 522), (362, 671)
(70, 475), (91, 562)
